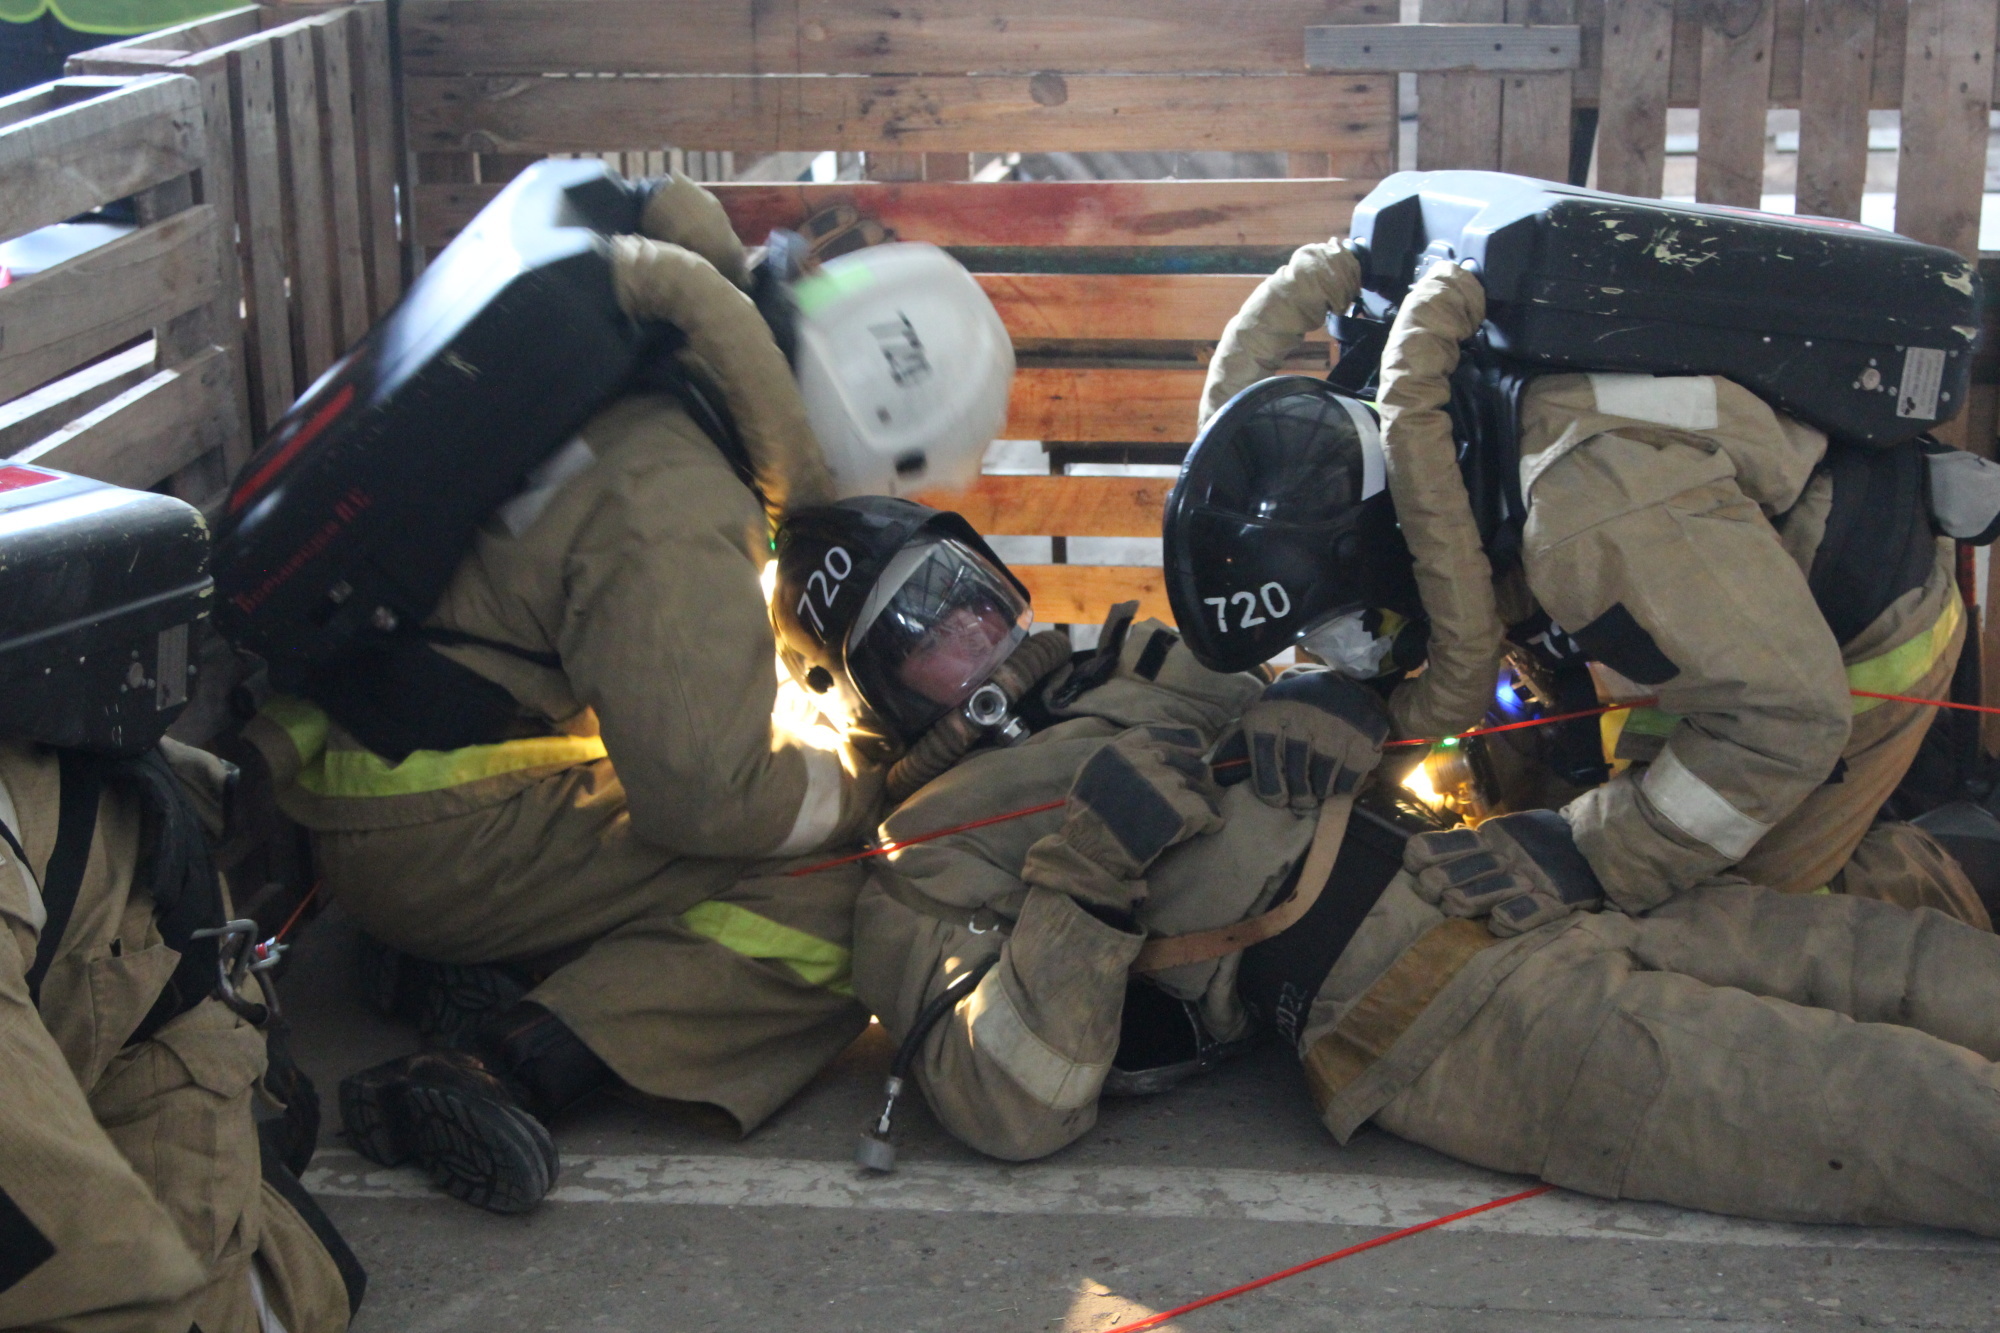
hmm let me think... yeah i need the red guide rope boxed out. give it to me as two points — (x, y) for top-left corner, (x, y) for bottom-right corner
(1096, 1183), (1555, 1333)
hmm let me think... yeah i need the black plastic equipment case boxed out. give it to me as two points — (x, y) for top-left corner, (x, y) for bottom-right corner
(1347, 170), (1983, 447)
(0, 465), (210, 755)
(212, 159), (653, 676)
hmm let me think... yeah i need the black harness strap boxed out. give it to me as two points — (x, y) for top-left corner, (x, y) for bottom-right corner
(25, 751), (102, 1008)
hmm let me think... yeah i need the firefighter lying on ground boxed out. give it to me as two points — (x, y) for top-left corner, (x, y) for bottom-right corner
(774, 496), (2000, 1237)
(1197, 181), (2000, 928)
(232, 172), (1015, 1214)
(0, 472), (362, 1333)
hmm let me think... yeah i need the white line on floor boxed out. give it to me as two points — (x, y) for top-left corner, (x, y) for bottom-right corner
(302, 1150), (1994, 1252)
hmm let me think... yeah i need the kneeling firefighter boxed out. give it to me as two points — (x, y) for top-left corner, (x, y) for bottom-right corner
(215, 162), (1013, 1211)
(777, 497), (2000, 1240)
(0, 468), (362, 1332)
(1177, 169), (2000, 928)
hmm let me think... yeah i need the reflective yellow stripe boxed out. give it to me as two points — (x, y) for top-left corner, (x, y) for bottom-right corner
(679, 900), (854, 994)
(1601, 598), (1963, 765)
(1847, 595), (1961, 714)
(297, 734), (608, 798)
(261, 694), (330, 767)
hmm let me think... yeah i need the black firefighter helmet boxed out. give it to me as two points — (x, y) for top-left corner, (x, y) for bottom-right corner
(773, 497), (1033, 759)
(1164, 375), (1420, 674)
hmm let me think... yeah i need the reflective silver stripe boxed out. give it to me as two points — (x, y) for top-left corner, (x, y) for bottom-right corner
(964, 974), (1107, 1112)
(773, 745), (845, 857)
(1642, 748), (1772, 862)
(1588, 373), (1719, 431)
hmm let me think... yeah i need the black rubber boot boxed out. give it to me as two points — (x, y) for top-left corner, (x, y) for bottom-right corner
(355, 934), (531, 1044)
(340, 1049), (558, 1215)
(473, 1001), (614, 1122)
(1912, 801), (2000, 922)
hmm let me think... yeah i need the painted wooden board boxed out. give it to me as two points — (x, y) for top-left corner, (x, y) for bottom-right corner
(0, 76), (203, 244)
(0, 205), (222, 404)
(273, 22), (337, 385)
(1306, 22), (1580, 70)
(1016, 564), (1173, 625)
(399, 0), (1390, 77)
(1796, 0), (1878, 220)
(11, 345), (234, 489)
(1694, 0), (1777, 206)
(1593, 0), (1675, 194)
(83, 5), (261, 57)
(977, 274), (1315, 344)
(1417, 0), (1506, 169)
(912, 474), (1170, 538)
(404, 73), (1396, 163)
(310, 11), (370, 351)
(1007, 367), (1205, 443)
(416, 178), (1373, 252)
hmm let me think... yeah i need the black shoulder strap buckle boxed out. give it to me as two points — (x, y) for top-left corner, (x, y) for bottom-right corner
(1050, 601), (1140, 708)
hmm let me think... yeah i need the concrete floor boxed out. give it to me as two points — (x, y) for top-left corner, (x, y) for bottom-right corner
(284, 910), (2000, 1333)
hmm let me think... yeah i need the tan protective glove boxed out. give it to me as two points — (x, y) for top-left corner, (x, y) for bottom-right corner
(1022, 726), (1225, 916)
(1376, 260), (1506, 742)
(1405, 809), (1605, 937)
(1214, 670), (1389, 812)
(1199, 239), (1362, 430)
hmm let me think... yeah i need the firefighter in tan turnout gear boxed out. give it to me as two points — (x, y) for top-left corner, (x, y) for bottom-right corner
(233, 173), (1016, 1212)
(0, 472), (360, 1332)
(777, 497), (2000, 1238)
(1196, 225), (2000, 928)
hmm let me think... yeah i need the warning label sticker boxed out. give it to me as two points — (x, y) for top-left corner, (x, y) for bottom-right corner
(0, 465), (59, 494)
(1898, 346), (1947, 420)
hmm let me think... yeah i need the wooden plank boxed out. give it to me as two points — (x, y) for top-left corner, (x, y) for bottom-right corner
(229, 38), (295, 433)
(404, 73), (1397, 162)
(912, 474), (1169, 538)
(419, 178), (1374, 252)
(924, 152), (972, 181)
(0, 76), (202, 244)
(1015, 564), (1172, 626)
(400, 0), (1392, 77)
(1007, 367), (1205, 443)
(1796, 0), (1877, 220)
(1896, 0), (1997, 261)
(1594, 0), (1675, 193)
(0, 206), (222, 404)
(1500, 0), (1577, 180)
(82, 5), (261, 57)
(351, 2), (403, 317)
(1306, 22), (1581, 70)
(976, 273), (1320, 343)
(273, 22), (337, 385)
(311, 12), (370, 351)
(1417, 0), (1508, 170)
(1694, 0), (1777, 207)
(0, 340), (154, 459)
(12, 346), (235, 489)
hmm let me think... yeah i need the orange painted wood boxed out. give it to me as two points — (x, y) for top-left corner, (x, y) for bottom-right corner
(1007, 367), (1205, 443)
(1016, 564), (1173, 625)
(978, 274), (1312, 344)
(912, 475), (1170, 538)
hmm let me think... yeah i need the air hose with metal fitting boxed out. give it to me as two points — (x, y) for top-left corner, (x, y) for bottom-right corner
(885, 629), (1073, 803)
(855, 952), (1001, 1172)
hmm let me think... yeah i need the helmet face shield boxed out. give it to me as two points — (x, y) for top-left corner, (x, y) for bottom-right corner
(1166, 376), (1409, 674)
(846, 538), (1032, 739)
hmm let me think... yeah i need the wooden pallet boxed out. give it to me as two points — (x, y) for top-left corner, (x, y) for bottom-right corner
(0, 76), (245, 500)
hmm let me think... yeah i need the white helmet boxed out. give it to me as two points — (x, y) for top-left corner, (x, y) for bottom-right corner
(791, 243), (1014, 499)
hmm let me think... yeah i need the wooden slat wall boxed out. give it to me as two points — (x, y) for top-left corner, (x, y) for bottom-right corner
(71, 2), (408, 435)
(0, 76), (244, 499)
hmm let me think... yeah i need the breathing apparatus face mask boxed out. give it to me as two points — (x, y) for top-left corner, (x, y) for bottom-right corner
(845, 537), (1033, 741)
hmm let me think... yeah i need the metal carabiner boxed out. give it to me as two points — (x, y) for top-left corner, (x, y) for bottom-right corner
(190, 918), (271, 1027)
